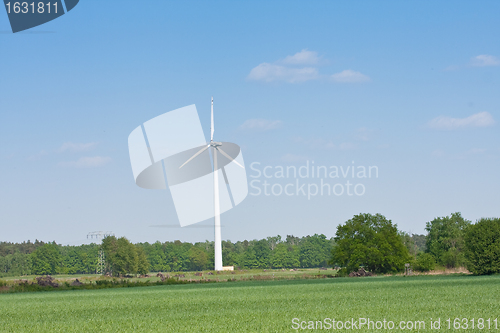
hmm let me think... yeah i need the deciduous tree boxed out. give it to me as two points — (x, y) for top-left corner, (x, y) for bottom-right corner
(30, 243), (61, 275)
(464, 218), (500, 275)
(425, 212), (470, 268)
(329, 213), (411, 274)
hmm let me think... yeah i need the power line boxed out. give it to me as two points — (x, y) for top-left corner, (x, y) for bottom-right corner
(87, 231), (114, 244)
(87, 231), (114, 274)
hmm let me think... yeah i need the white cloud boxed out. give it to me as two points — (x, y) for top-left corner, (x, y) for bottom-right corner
(247, 63), (318, 83)
(356, 127), (374, 142)
(281, 153), (308, 162)
(331, 70), (370, 83)
(307, 138), (336, 150)
(339, 142), (356, 150)
(431, 149), (445, 157)
(27, 150), (48, 161)
(457, 148), (488, 160)
(471, 55), (500, 67)
(248, 50), (368, 84)
(444, 65), (460, 71)
(292, 137), (355, 150)
(432, 148), (488, 160)
(466, 148), (487, 154)
(59, 142), (98, 153)
(240, 119), (282, 131)
(428, 112), (495, 130)
(282, 49), (321, 65)
(59, 156), (111, 168)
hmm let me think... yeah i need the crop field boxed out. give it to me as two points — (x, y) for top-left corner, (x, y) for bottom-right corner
(0, 274), (499, 332)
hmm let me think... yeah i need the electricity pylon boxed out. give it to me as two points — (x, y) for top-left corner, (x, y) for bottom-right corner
(87, 231), (114, 275)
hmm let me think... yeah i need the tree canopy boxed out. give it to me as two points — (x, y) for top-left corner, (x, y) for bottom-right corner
(425, 212), (471, 268)
(464, 218), (500, 275)
(102, 236), (150, 276)
(30, 243), (62, 275)
(329, 213), (411, 274)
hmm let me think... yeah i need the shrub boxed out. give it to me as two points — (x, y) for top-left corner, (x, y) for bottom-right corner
(464, 218), (500, 275)
(335, 268), (349, 277)
(415, 253), (436, 272)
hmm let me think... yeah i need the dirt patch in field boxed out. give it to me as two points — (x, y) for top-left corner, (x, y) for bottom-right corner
(36, 276), (59, 287)
(424, 267), (470, 275)
(70, 279), (83, 286)
(349, 268), (373, 277)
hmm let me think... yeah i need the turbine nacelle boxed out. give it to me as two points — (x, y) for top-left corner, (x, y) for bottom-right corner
(210, 141), (222, 147)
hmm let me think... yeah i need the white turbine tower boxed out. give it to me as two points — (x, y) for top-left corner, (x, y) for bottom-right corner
(179, 97), (244, 270)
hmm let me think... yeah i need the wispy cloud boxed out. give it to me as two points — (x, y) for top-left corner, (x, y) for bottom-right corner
(247, 63), (319, 83)
(427, 112), (495, 130)
(355, 127), (375, 141)
(431, 149), (445, 157)
(446, 54), (500, 71)
(309, 138), (336, 150)
(466, 148), (487, 154)
(248, 50), (369, 84)
(432, 148), (488, 160)
(471, 55), (500, 67)
(59, 156), (111, 168)
(292, 137), (333, 150)
(331, 70), (370, 83)
(27, 150), (48, 161)
(240, 119), (282, 131)
(281, 153), (309, 162)
(338, 142), (357, 150)
(292, 137), (355, 150)
(457, 148), (489, 160)
(58, 142), (98, 153)
(282, 49), (321, 65)
(444, 65), (460, 71)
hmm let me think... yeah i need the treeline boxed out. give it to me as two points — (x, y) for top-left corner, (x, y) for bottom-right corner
(0, 241), (101, 277)
(138, 234), (334, 272)
(330, 212), (500, 276)
(0, 234), (335, 277)
(1, 212), (498, 277)
(424, 213), (500, 275)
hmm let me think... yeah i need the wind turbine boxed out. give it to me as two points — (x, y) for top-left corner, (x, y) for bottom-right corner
(179, 97), (244, 271)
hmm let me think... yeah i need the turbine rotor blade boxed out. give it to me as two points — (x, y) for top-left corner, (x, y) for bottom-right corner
(211, 97), (214, 141)
(216, 147), (244, 169)
(179, 144), (210, 169)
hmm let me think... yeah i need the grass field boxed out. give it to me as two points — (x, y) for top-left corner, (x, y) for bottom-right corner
(0, 274), (499, 332)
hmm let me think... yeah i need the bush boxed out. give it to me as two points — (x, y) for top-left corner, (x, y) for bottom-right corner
(335, 268), (349, 277)
(464, 218), (500, 275)
(415, 253), (436, 272)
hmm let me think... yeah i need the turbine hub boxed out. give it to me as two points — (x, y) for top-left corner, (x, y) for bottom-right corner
(210, 141), (222, 147)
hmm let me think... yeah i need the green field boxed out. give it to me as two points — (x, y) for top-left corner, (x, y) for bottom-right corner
(0, 275), (499, 332)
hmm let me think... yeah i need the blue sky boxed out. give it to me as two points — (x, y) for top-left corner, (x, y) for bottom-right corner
(1, 1), (499, 245)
